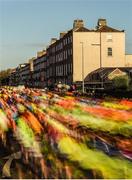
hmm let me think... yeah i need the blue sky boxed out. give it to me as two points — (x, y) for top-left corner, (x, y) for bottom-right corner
(0, 0), (132, 70)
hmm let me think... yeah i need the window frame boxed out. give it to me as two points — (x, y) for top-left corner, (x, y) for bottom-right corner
(107, 47), (112, 56)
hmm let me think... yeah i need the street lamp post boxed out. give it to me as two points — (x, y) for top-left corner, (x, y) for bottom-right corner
(80, 42), (85, 93)
(100, 32), (104, 89)
(91, 32), (103, 89)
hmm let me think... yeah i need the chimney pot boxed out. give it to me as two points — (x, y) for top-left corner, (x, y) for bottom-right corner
(97, 19), (107, 28)
(50, 38), (57, 45)
(60, 32), (67, 38)
(73, 19), (84, 29)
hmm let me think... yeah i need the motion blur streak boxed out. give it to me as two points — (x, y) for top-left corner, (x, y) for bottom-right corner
(0, 86), (132, 179)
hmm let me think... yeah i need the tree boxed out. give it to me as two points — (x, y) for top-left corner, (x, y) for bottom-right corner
(112, 75), (129, 90)
(0, 69), (12, 85)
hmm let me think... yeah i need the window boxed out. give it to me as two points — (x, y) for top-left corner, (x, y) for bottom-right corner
(68, 49), (70, 56)
(59, 54), (60, 61)
(107, 34), (112, 42)
(65, 38), (67, 45)
(60, 66), (62, 75)
(68, 64), (70, 73)
(63, 39), (65, 45)
(70, 36), (72, 43)
(66, 64), (67, 75)
(65, 50), (67, 59)
(67, 37), (69, 44)
(57, 66), (58, 75)
(108, 47), (112, 56)
(64, 64), (65, 75)
(71, 49), (72, 55)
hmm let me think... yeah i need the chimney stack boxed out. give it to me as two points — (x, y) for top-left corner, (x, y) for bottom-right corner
(29, 57), (36, 71)
(50, 38), (57, 45)
(97, 19), (107, 28)
(60, 32), (67, 39)
(73, 19), (84, 29)
(37, 50), (46, 58)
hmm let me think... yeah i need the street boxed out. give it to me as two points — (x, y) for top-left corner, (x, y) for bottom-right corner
(0, 86), (132, 179)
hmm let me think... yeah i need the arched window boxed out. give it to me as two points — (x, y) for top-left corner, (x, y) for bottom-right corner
(108, 47), (112, 56)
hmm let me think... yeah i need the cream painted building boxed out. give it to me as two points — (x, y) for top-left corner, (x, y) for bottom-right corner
(125, 54), (132, 67)
(46, 19), (126, 86)
(9, 19), (130, 88)
(73, 19), (125, 82)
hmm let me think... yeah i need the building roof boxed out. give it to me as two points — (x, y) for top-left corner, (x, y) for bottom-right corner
(85, 67), (132, 82)
(73, 26), (91, 32)
(96, 25), (123, 32)
(89, 67), (132, 75)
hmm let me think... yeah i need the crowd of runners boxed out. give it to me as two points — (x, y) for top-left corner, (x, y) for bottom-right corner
(0, 86), (132, 179)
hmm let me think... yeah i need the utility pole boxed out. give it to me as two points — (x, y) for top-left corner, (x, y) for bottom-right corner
(100, 32), (102, 68)
(80, 42), (84, 93)
(100, 32), (103, 89)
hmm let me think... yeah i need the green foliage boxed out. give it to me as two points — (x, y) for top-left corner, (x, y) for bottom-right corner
(129, 79), (132, 90)
(112, 75), (129, 90)
(0, 69), (11, 80)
